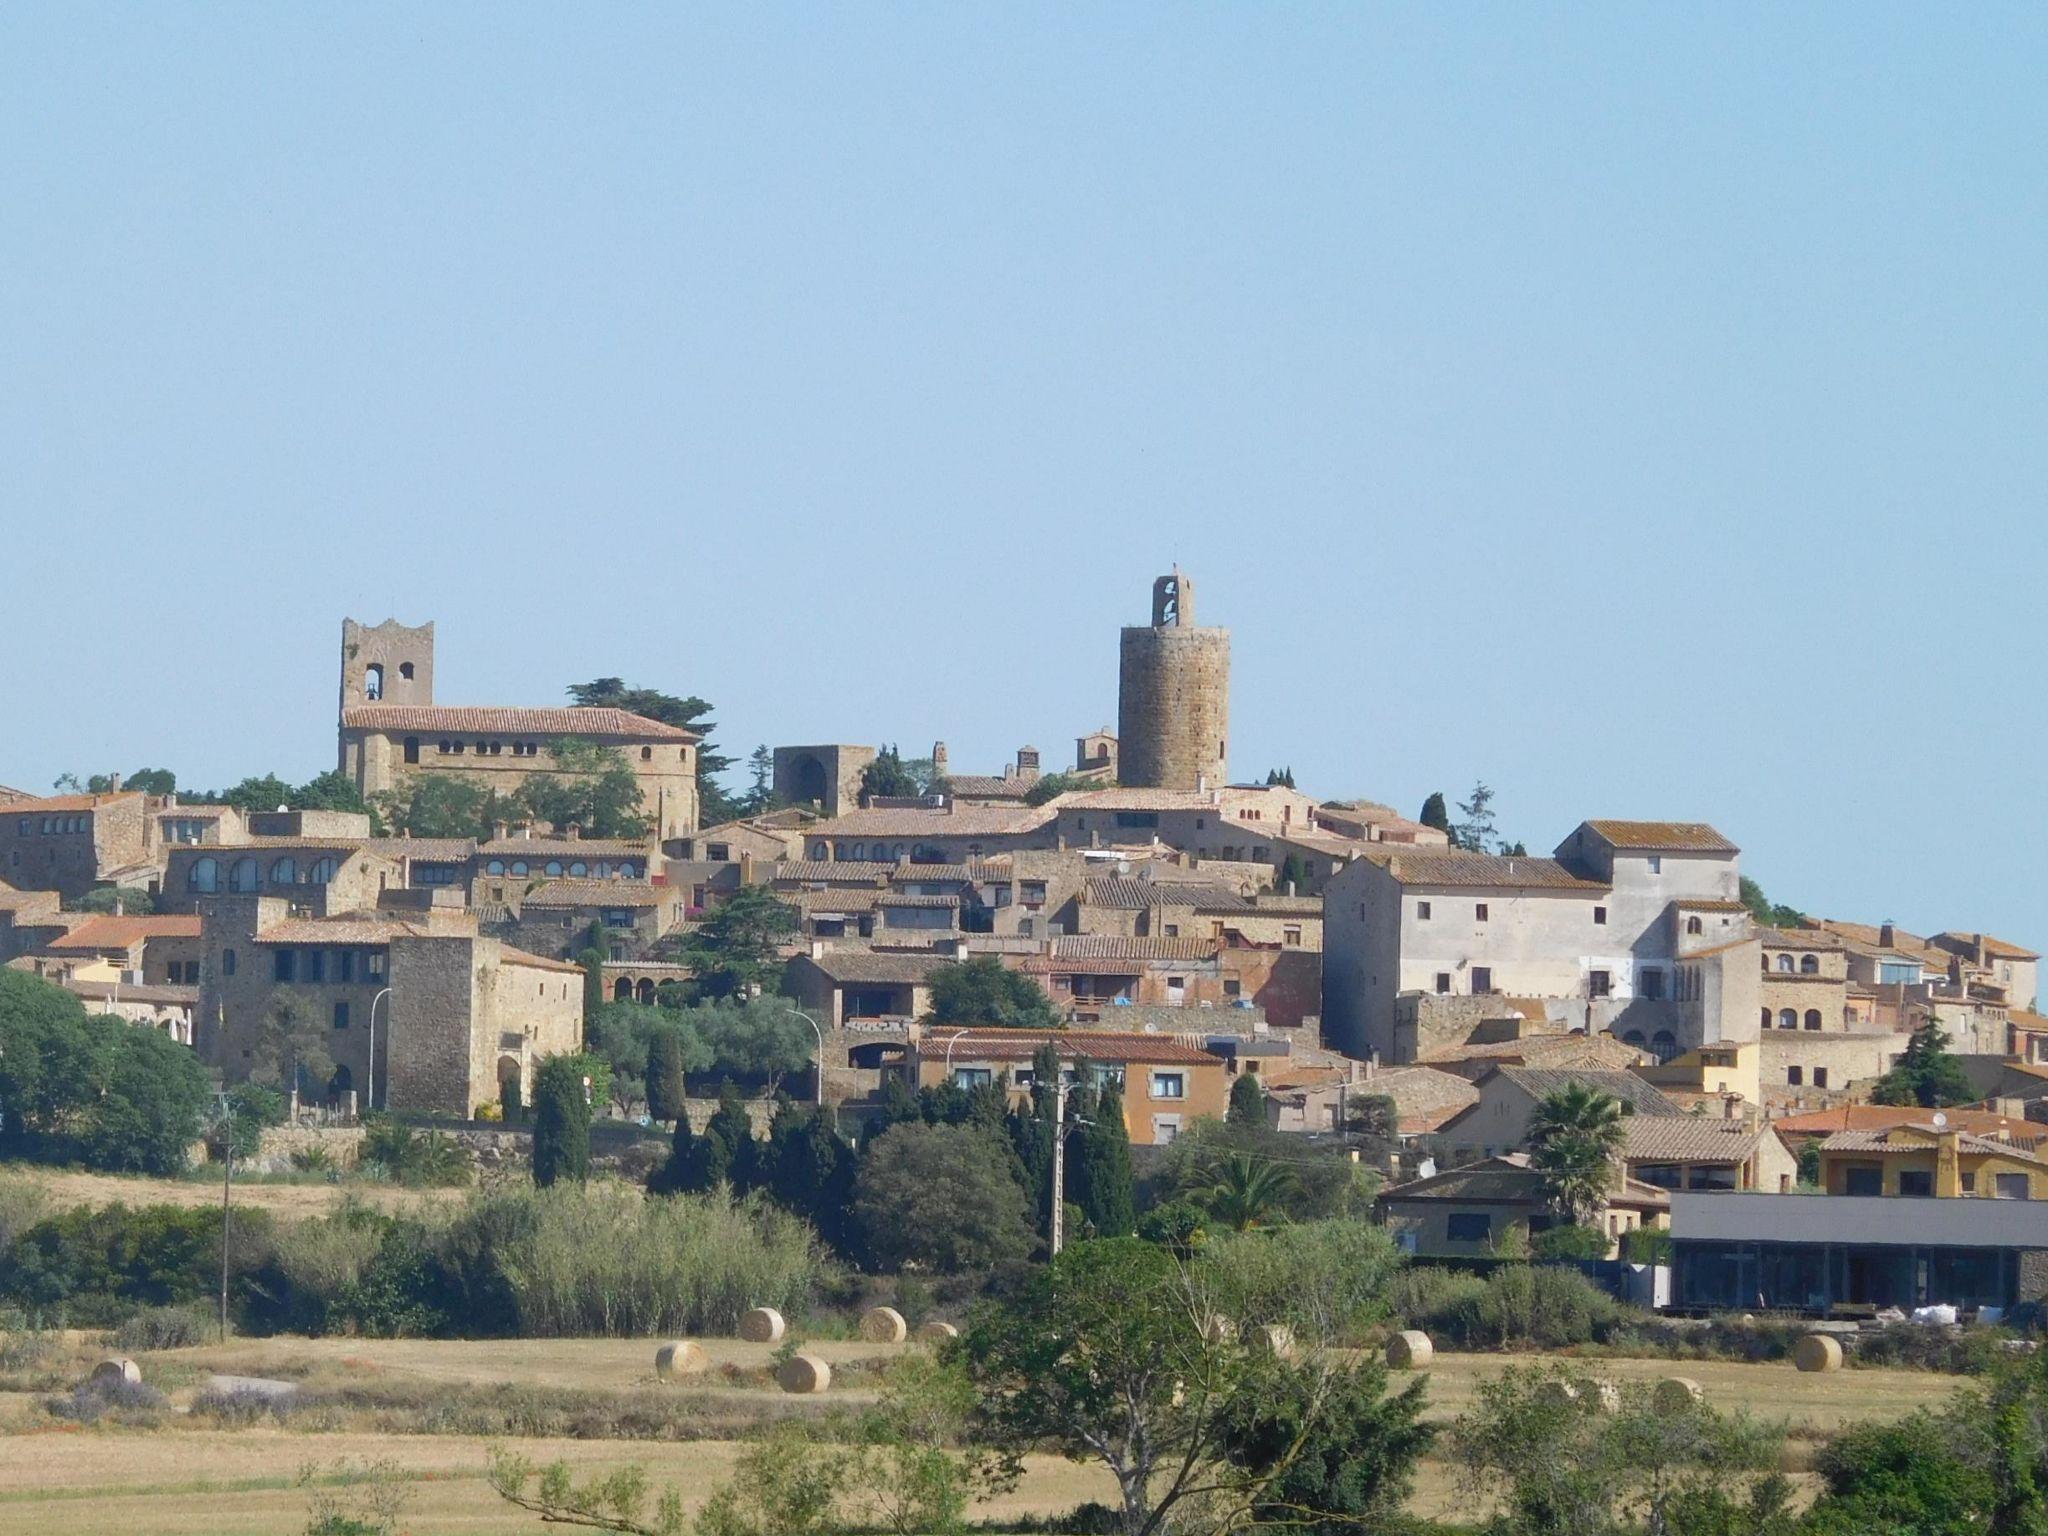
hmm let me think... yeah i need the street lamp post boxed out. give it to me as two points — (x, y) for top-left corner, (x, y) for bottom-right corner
(782, 1006), (826, 1107)
(366, 987), (392, 1115)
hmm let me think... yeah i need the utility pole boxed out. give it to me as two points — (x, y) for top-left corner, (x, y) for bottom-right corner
(1050, 1076), (1070, 1257)
(217, 1098), (234, 1344)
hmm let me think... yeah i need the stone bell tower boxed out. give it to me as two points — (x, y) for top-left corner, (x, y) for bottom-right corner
(1116, 569), (1230, 791)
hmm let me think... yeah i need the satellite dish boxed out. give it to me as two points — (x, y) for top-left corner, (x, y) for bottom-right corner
(1932, 1112), (1949, 1129)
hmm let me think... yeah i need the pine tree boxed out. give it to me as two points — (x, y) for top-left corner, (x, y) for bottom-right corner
(646, 1029), (687, 1123)
(696, 1081), (759, 1193)
(1228, 1071), (1268, 1127)
(531, 1055), (590, 1188)
(1073, 1083), (1136, 1237)
(1452, 781), (1498, 854)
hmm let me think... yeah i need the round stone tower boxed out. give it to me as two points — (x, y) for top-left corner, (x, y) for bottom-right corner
(1117, 569), (1230, 791)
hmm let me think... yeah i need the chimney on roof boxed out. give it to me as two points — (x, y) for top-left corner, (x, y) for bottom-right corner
(932, 741), (948, 777)
(1880, 920), (1897, 948)
(810, 939), (826, 960)
(108, 773), (121, 793)
(492, 821), (507, 841)
(1016, 745), (1040, 781)
(566, 823), (581, 841)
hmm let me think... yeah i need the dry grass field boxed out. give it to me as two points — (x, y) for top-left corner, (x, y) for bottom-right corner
(0, 1332), (1974, 1535)
(1, 1167), (461, 1217)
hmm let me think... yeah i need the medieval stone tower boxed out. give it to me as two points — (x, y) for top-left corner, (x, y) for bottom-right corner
(1116, 569), (1230, 791)
(340, 618), (435, 715)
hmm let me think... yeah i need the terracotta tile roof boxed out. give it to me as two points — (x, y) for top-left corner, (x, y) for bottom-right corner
(1623, 1117), (1772, 1163)
(1759, 926), (1844, 950)
(791, 888), (884, 913)
(341, 705), (697, 741)
(804, 950), (952, 985)
(772, 861), (896, 884)
(1421, 1034), (1647, 1071)
(1359, 848), (1609, 892)
(2011, 1010), (2048, 1034)
(0, 887), (62, 913)
(257, 915), (444, 945)
(919, 1028), (1217, 1065)
(3, 792), (142, 815)
(1053, 788), (1229, 811)
(498, 945), (584, 974)
(66, 979), (198, 1006)
(1246, 895), (1324, 916)
(1808, 920), (1948, 967)
(809, 804), (1057, 838)
(1083, 878), (1245, 910)
(367, 837), (477, 862)
(878, 893), (961, 909)
(1771, 1104), (2046, 1144)
(1820, 1126), (2048, 1165)
(1580, 820), (1738, 853)
(945, 776), (1035, 799)
(521, 879), (669, 908)
(1491, 1066), (1682, 1115)
(1676, 898), (1749, 912)
(48, 915), (203, 949)
(1682, 937), (1758, 962)
(1935, 931), (2042, 962)
(155, 805), (234, 819)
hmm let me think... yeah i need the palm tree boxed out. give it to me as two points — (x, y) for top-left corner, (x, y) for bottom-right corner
(1200, 1154), (1297, 1232)
(1527, 1085), (1627, 1226)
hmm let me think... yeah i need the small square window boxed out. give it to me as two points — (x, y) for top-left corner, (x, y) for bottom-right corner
(1435, 972), (1452, 994)
(1474, 903), (1489, 922)
(1648, 855), (1663, 874)
(1594, 906), (1607, 925)
(1417, 900), (1432, 921)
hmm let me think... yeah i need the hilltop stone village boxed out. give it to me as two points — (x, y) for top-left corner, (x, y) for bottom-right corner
(4, 570), (2044, 1315)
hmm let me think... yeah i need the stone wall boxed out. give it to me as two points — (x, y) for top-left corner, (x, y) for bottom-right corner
(251, 1124), (367, 1173)
(1116, 625), (1230, 791)
(1758, 1031), (1903, 1094)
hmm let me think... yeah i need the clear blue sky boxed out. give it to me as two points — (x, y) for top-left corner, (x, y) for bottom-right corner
(3, 7), (2042, 949)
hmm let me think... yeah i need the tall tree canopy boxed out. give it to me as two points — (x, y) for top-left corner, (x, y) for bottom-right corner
(516, 738), (648, 838)
(680, 887), (799, 1000)
(1527, 1084), (1627, 1224)
(566, 678), (735, 823)
(1871, 1019), (1980, 1108)
(926, 957), (1060, 1029)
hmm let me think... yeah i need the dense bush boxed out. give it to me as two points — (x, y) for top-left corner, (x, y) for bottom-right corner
(45, 1375), (169, 1425)
(0, 1202), (274, 1326)
(1199, 1220), (1402, 1341)
(113, 1302), (217, 1351)
(358, 1118), (471, 1187)
(1391, 1263), (1619, 1350)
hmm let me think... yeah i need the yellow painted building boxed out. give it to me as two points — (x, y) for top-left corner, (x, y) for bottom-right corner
(1636, 1040), (1760, 1104)
(1818, 1123), (2048, 1199)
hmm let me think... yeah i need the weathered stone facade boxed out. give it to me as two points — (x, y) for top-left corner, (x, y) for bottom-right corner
(2, 791), (155, 902)
(774, 746), (875, 817)
(1117, 571), (1230, 792)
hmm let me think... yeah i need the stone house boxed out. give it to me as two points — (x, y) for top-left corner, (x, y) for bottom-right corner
(671, 809), (818, 865)
(1758, 926), (1853, 1033)
(1817, 1123), (2048, 1200)
(336, 619), (700, 840)
(1323, 820), (1756, 1065)
(489, 877), (686, 961)
(0, 884), (75, 962)
(193, 892), (583, 1115)
(37, 913), (205, 986)
(909, 1026), (1229, 1146)
(1622, 1113), (1799, 1194)
(1377, 1155), (1669, 1260)
(161, 840), (400, 916)
(1430, 1065), (1683, 1164)
(3, 791), (157, 902)
(784, 945), (953, 1027)
(802, 802), (1059, 865)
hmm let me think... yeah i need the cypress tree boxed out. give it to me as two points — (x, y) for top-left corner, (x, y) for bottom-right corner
(697, 1081), (758, 1193)
(1075, 1083), (1136, 1237)
(579, 947), (607, 1019)
(648, 1104), (697, 1196)
(1228, 1071), (1268, 1127)
(646, 1029), (687, 1123)
(500, 1071), (523, 1123)
(1419, 792), (1451, 835)
(531, 1055), (590, 1188)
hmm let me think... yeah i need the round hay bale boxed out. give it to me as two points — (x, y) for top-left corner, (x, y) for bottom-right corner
(1386, 1330), (1433, 1369)
(1255, 1324), (1296, 1360)
(1653, 1377), (1704, 1413)
(915, 1320), (959, 1343)
(1794, 1333), (1844, 1374)
(654, 1340), (707, 1379)
(1201, 1313), (1236, 1344)
(91, 1357), (141, 1388)
(776, 1352), (832, 1394)
(860, 1306), (908, 1344)
(738, 1307), (786, 1344)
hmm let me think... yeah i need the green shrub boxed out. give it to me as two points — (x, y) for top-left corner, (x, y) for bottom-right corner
(45, 1375), (169, 1424)
(359, 1118), (471, 1187)
(1476, 1264), (1617, 1349)
(1198, 1221), (1402, 1341)
(1387, 1265), (1488, 1338)
(1531, 1224), (1609, 1262)
(113, 1302), (216, 1352)
(0, 1202), (276, 1326)
(1619, 1225), (1674, 1265)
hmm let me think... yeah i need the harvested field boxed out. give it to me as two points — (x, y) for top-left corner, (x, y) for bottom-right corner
(1, 1167), (458, 1216)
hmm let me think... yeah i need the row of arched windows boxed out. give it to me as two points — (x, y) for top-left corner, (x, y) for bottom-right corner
(1766, 952), (1822, 974)
(1762, 1007), (1826, 1031)
(187, 855), (338, 893)
(1620, 1028), (1681, 1062)
(17, 815), (90, 835)
(484, 859), (641, 879)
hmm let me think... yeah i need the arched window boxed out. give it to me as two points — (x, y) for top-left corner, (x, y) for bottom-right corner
(270, 856), (296, 885)
(545, 861), (564, 877)
(1686, 915), (1703, 935)
(569, 861), (588, 877)
(229, 857), (259, 892)
(1622, 1030), (1646, 1046)
(1650, 1029), (1677, 1062)
(613, 977), (634, 1002)
(399, 661), (414, 681)
(1776, 954), (1795, 973)
(1804, 1009), (1823, 1031)
(510, 861), (528, 877)
(850, 843), (865, 860)
(487, 860), (506, 876)
(1800, 954), (1819, 974)
(1760, 1008), (1772, 1030)
(364, 663), (384, 700)
(189, 856), (219, 893)
(620, 863), (639, 879)
(637, 978), (657, 1004)
(641, 746), (652, 761)
(1778, 1008), (1798, 1030)
(309, 857), (336, 884)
